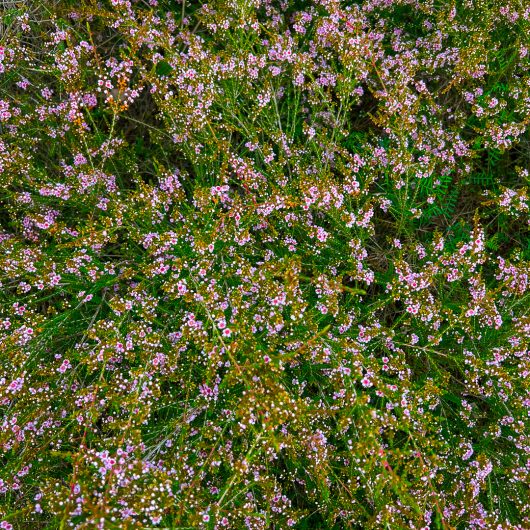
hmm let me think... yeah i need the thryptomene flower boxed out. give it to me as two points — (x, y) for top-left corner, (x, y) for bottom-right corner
(0, 2), (527, 529)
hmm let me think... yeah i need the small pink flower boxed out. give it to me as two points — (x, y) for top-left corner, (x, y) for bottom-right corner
(361, 377), (373, 388)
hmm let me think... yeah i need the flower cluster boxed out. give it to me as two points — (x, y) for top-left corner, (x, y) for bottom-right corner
(0, 0), (529, 528)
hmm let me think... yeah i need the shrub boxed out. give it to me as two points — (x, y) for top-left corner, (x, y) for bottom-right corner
(0, 0), (529, 528)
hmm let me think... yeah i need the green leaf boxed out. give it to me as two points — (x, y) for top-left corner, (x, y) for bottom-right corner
(155, 61), (173, 77)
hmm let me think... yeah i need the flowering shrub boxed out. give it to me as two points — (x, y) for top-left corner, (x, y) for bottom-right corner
(0, 0), (529, 528)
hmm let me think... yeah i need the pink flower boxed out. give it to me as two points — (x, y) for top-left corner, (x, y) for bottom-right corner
(361, 377), (373, 388)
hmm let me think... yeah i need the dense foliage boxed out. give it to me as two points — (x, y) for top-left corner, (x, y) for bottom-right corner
(0, 0), (529, 528)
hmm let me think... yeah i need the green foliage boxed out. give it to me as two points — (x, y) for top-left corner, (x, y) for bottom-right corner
(0, 1), (529, 529)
